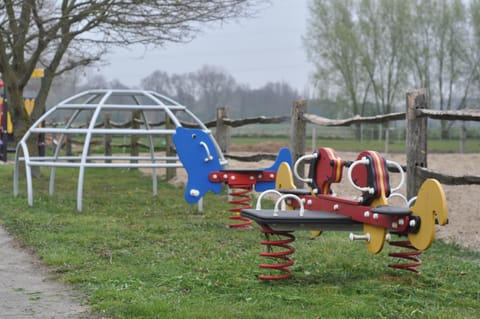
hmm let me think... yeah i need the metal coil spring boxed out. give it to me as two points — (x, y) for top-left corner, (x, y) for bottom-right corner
(258, 225), (295, 280)
(388, 240), (422, 274)
(228, 186), (253, 229)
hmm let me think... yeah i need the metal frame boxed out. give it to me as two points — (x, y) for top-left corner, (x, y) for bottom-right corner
(13, 89), (226, 211)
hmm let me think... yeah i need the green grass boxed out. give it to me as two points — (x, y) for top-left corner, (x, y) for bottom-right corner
(1, 166), (479, 318)
(231, 136), (480, 153)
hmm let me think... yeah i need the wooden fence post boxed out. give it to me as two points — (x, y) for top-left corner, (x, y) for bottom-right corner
(406, 88), (428, 199)
(459, 122), (466, 153)
(215, 106), (230, 153)
(290, 100), (307, 188)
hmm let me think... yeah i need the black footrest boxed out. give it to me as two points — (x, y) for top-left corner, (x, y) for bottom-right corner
(371, 206), (411, 216)
(241, 209), (362, 232)
(277, 189), (312, 196)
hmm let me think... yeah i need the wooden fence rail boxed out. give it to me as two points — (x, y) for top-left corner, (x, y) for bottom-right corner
(302, 112), (406, 126)
(205, 89), (480, 196)
(44, 89), (480, 196)
(417, 109), (480, 121)
(205, 114), (290, 128)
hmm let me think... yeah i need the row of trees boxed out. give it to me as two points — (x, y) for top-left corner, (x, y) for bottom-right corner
(47, 65), (301, 120)
(139, 65), (300, 119)
(306, 0), (480, 138)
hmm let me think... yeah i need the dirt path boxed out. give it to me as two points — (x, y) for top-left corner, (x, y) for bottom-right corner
(0, 226), (92, 318)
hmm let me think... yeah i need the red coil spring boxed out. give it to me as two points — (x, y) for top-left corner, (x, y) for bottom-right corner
(388, 240), (422, 274)
(258, 225), (295, 280)
(228, 185), (253, 229)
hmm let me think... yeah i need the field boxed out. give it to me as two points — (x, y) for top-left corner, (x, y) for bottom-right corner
(0, 142), (479, 318)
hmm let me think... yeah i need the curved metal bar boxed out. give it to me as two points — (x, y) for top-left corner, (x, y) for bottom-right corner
(77, 92), (110, 211)
(407, 196), (417, 207)
(139, 110), (158, 195)
(13, 142), (33, 205)
(14, 89), (223, 211)
(386, 160), (405, 192)
(388, 193), (409, 206)
(144, 91), (182, 128)
(274, 194), (305, 217)
(347, 157), (374, 194)
(293, 153), (317, 184)
(199, 141), (213, 162)
(49, 109), (82, 195)
(255, 189), (284, 210)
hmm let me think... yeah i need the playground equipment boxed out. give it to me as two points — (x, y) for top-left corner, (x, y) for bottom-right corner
(14, 89), (226, 211)
(173, 127), (447, 278)
(0, 69), (45, 161)
(241, 148), (448, 279)
(173, 127), (292, 228)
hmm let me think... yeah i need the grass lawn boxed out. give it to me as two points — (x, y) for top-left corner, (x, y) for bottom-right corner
(0, 165), (479, 318)
(231, 136), (480, 153)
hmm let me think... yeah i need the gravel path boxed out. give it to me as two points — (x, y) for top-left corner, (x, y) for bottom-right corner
(0, 226), (92, 318)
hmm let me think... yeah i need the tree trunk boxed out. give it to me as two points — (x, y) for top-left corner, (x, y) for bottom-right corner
(440, 119), (450, 139)
(355, 123), (362, 141)
(7, 83), (43, 177)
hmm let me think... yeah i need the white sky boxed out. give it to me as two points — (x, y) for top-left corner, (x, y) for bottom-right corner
(101, 1), (312, 92)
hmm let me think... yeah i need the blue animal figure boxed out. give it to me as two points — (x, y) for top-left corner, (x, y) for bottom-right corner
(173, 127), (292, 203)
(173, 127), (223, 203)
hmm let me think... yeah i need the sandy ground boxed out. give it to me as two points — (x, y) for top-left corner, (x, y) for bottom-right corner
(1, 148), (478, 318)
(214, 146), (480, 250)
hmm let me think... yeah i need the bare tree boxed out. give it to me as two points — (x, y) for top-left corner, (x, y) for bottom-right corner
(0, 0), (263, 153)
(140, 70), (176, 96)
(196, 65), (237, 119)
(139, 66), (300, 119)
(407, 0), (476, 138)
(305, 0), (372, 138)
(140, 70), (200, 109)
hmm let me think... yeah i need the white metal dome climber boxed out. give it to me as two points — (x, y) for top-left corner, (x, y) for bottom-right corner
(13, 89), (226, 211)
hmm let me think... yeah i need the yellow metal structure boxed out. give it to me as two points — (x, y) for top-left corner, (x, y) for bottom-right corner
(1, 68), (43, 135)
(4, 98), (36, 134)
(31, 68), (45, 78)
(24, 98), (35, 116)
(408, 179), (448, 250)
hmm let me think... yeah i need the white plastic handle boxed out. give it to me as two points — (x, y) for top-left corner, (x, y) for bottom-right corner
(386, 160), (405, 192)
(293, 153), (317, 184)
(255, 190), (284, 210)
(199, 141), (213, 162)
(274, 194), (304, 217)
(388, 193), (408, 206)
(407, 196), (417, 207)
(347, 157), (374, 194)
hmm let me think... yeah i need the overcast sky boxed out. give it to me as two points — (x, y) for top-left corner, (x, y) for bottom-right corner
(102, 1), (312, 92)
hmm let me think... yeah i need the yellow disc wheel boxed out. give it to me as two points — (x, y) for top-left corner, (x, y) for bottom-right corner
(408, 179), (448, 251)
(362, 196), (388, 254)
(364, 224), (386, 254)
